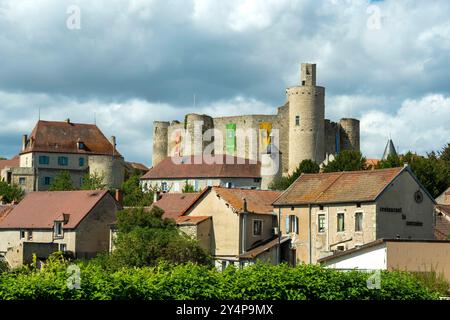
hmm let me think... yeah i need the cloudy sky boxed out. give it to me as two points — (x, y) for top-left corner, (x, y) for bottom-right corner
(0, 0), (449, 166)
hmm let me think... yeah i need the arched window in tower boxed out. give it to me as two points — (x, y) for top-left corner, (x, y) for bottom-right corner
(295, 115), (300, 126)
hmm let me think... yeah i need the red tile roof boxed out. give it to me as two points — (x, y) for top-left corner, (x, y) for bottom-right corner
(211, 187), (280, 215)
(435, 205), (450, 240)
(0, 190), (111, 229)
(0, 155), (20, 171)
(0, 205), (15, 224)
(176, 215), (210, 225)
(125, 162), (149, 172)
(22, 120), (121, 157)
(152, 192), (203, 220)
(141, 155), (261, 179)
(273, 167), (404, 206)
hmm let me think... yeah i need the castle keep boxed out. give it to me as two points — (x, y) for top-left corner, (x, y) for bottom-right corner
(152, 63), (360, 176)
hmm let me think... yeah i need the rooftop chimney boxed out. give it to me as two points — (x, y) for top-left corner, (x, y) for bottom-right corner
(65, 118), (70, 124)
(243, 198), (248, 213)
(115, 189), (123, 205)
(153, 191), (161, 203)
(22, 134), (28, 151)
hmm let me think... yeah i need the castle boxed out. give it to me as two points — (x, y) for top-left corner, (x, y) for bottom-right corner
(152, 63), (360, 177)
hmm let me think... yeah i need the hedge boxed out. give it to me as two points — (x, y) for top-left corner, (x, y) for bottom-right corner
(0, 257), (440, 300)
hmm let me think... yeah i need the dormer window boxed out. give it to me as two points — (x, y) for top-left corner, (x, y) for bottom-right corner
(54, 221), (64, 238)
(77, 140), (85, 150)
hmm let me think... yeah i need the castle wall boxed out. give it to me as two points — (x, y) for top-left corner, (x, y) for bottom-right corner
(339, 118), (360, 152)
(325, 119), (339, 156)
(152, 121), (170, 167)
(88, 155), (124, 190)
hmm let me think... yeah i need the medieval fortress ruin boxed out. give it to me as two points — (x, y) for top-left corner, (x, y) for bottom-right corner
(152, 63), (360, 177)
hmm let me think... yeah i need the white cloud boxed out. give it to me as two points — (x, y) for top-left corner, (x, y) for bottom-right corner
(361, 94), (450, 158)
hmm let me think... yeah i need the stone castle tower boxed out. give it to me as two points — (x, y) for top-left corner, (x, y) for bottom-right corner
(287, 63), (325, 173)
(151, 63), (360, 178)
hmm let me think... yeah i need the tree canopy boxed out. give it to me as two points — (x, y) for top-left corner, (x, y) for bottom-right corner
(98, 206), (211, 269)
(0, 181), (24, 203)
(121, 173), (154, 206)
(49, 171), (75, 191)
(80, 172), (106, 190)
(322, 150), (367, 173)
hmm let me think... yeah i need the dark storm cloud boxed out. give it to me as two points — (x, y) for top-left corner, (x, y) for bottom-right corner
(0, 0), (449, 163)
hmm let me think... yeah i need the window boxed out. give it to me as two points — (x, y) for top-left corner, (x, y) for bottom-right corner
(194, 180), (199, 192)
(173, 182), (180, 192)
(79, 157), (85, 167)
(355, 212), (363, 232)
(295, 115), (300, 126)
(58, 156), (68, 166)
(20, 230), (25, 239)
(318, 214), (325, 233)
(27, 230), (33, 241)
(337, 213), (345, 232)
(54, 221), (63, 238)
(319, 205), (324, 211)
(19, 177), (26, 185)
(253, 220), (263, 236)
(225, 182), (233, 188)
(286, 215), (299, 234)
(207, 180), (213, 187)
(44, 177), (52, 185)
(59, 243), (67, 252)
(356, 202), (362, 208)
(39, 155), (49, 165)
(254, 178), (261, 183)
(161, 182), (168, 192)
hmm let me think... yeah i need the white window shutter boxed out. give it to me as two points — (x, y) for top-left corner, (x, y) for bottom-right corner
(286, 215), (290, 233)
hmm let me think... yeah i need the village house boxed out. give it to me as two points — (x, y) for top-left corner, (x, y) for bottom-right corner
(435, 187), (450, 240)
(0, 156), (20, 185)
(318, 239), (450, 283)
(12, 119), (125, 192)
(180, 187), (290, 270)
(140, 155), (264, 193)
(272, 165), (436, 265)
(111, 188), (290, 269)
(0, 190), (120, 268)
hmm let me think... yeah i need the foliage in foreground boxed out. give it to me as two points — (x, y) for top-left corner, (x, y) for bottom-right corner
(0, 254), (440, 300)
(99, 206), (212, 269)
(0, 181), (24, 203)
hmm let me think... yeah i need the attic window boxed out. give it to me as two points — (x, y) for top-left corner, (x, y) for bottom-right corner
(54, 221), (64, 238)
(77, 141), (85, 150)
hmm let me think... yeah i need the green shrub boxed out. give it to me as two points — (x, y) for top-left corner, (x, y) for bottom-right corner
(0, 259), (440, 300)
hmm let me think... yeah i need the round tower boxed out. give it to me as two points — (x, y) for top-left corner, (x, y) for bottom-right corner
(185, 114), (214, 156)
(339, 118), (360, 152)
(287, 63), (325, 173)
(152, 121), (170, 167)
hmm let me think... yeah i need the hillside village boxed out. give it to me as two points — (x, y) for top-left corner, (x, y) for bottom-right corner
(0, 63), (449, 284)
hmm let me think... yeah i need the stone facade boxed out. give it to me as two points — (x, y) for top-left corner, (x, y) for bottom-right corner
(276, 169), (435, 265)
(152, 63), (360, 176)
(0, 193), (119, 264)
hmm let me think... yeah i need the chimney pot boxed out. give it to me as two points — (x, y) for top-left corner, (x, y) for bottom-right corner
(22, 134), (28, 151)
(153, 191), (161, 203)
(115, 189), (123, 205)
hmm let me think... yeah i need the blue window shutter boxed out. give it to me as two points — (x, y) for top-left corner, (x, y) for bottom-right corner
(285, 215), (290, 233)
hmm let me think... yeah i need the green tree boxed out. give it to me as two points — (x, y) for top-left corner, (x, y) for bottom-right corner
(122, 173), (153, 206)
(376, 154), (403, 169)
(269, 159), (320, 191)
(439, 143), (450, 162)
(182, 181), (195, 193)
(81, 172), (106, 190)
(0, 181), (24, 203)
(402, 152), (450, 198)
(322, 150), (367, 173)
(104, 206), (211, 268)
(376, 150), (450, 198)
(49, 171), (75, 191)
